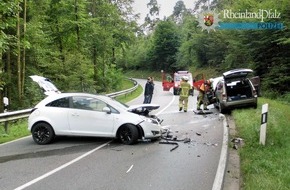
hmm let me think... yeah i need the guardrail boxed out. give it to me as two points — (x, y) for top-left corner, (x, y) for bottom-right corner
(0, 78), (138, 132)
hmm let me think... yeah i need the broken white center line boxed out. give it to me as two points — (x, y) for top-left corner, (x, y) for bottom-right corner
(126, 165), (134, 173)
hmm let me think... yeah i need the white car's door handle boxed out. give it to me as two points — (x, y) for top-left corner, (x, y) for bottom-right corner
(71, 113), (79, 116)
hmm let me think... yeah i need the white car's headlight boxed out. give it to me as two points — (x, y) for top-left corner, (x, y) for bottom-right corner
(144, 117), (159, 125)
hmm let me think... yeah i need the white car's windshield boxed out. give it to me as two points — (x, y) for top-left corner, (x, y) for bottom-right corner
(100, 95), (129, 109)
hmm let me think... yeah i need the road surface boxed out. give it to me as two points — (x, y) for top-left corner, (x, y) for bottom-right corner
(0, 79), (228, 190)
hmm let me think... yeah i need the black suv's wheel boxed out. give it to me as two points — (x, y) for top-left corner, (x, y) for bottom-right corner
(253, 103), (258, 109)
(31, 122), (55, 145)
(118, 124), (139, 145)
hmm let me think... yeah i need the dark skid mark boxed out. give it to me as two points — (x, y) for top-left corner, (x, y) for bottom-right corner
(0, 144), (99, 164)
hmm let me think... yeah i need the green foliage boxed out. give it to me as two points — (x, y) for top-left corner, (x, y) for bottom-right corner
(116, 84), (143, 103)
(0, 119), (31, 144)
(125, 0), (290, 97)
(1, 0), (139, 110)
(124, 69), (162, 81)
(233, 98), (290, 189)
(118, 36), (151, 70)
(148, 20), (181, 72)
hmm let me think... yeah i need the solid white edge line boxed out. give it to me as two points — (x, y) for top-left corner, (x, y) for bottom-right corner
(14, 140), (113, 190)
(155, 95), (175, 116)
(212, 114), (229, 190)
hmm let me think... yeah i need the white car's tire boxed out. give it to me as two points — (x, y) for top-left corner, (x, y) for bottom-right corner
(118, 124), (139, 145)
(32, 122), (55, 145)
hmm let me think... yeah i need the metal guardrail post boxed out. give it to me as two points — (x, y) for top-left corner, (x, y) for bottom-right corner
(4, 109), (8, 133)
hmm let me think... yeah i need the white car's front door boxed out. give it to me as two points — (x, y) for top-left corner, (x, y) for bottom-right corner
(68, 96), (116, 137)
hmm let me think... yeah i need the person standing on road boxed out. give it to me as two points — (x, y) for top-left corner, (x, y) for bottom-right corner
(179, 76), (191, 112)
(197, 79), (212, 110)
(143, 77), (154, 104)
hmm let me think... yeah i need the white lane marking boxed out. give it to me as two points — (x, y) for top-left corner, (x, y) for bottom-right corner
(212, 114), (228, 190)
(126, 165), (134, 173)
(15, 140), (113, 190)
(156, 95), (175, 116)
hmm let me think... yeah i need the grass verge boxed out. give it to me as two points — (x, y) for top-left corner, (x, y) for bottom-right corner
(232, 97), (290, 190)
(0, 119), (31, 144)
(116, 84), (143, 103)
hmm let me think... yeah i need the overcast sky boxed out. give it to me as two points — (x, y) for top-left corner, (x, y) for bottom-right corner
(132, 0), (196, 24)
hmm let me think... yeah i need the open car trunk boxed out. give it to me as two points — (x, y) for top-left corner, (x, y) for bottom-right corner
(225, 79), (254, 101)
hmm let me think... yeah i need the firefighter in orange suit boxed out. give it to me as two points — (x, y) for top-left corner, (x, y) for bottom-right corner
(197, 79), (212, 110)
(179, 76), (191, 112)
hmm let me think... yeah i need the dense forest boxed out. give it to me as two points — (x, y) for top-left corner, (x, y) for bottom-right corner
(0, 0), (289, 112)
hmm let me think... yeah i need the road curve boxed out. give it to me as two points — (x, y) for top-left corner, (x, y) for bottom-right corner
(0, 79), (228, 190)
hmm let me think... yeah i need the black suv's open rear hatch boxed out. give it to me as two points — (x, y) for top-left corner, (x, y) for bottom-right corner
(223, 69), (253, 82)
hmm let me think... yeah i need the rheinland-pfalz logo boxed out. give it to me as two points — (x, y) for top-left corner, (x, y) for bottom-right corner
(197, 8), (284, 32)
(197, 9), (221, 32)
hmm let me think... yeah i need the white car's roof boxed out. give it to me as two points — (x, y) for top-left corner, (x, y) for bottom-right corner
(35, 93), (110, 105)
(34, 93), (160, 112)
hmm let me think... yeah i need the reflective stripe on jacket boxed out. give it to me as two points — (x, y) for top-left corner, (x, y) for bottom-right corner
(180, 81), (191, 98)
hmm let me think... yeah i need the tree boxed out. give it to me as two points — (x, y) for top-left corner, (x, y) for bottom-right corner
(0, 0), (19, 111)
(148, 20), (180, 72)
(142, 0), (160, 32)
(0, 0), (139, 110)
(172, 0), (187, 24)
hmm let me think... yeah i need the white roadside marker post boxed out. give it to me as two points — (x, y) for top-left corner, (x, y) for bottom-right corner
(260, 103), (268, 145)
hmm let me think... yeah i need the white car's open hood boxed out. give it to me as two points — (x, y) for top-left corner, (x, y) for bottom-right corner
(30, 75), (61, 96)
(127, 104), (160, 118)
(127, 104), (160, 116)
(127, 104), (160, 112)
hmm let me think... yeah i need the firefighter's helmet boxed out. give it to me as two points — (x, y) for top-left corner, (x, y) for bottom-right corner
(182, 76), (189, 81)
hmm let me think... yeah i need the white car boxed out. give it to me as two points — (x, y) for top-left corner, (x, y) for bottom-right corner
(28, 76), (162, 145)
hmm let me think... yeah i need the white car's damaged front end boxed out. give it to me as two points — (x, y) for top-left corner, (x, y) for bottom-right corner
(139, 116), (162, 138)
(128, 104), (163, 139)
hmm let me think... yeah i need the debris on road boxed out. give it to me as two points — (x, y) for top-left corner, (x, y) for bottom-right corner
(231, 137), (244, 150)
(159, 141), (179, 151)
(160, 127), (193, 151)
(183, 137), (191, 143)
(204, 142), (218, 147)
(193, 110), (213, 115)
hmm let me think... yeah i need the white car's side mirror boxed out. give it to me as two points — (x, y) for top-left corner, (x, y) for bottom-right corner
(103, 107), (111, 114)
